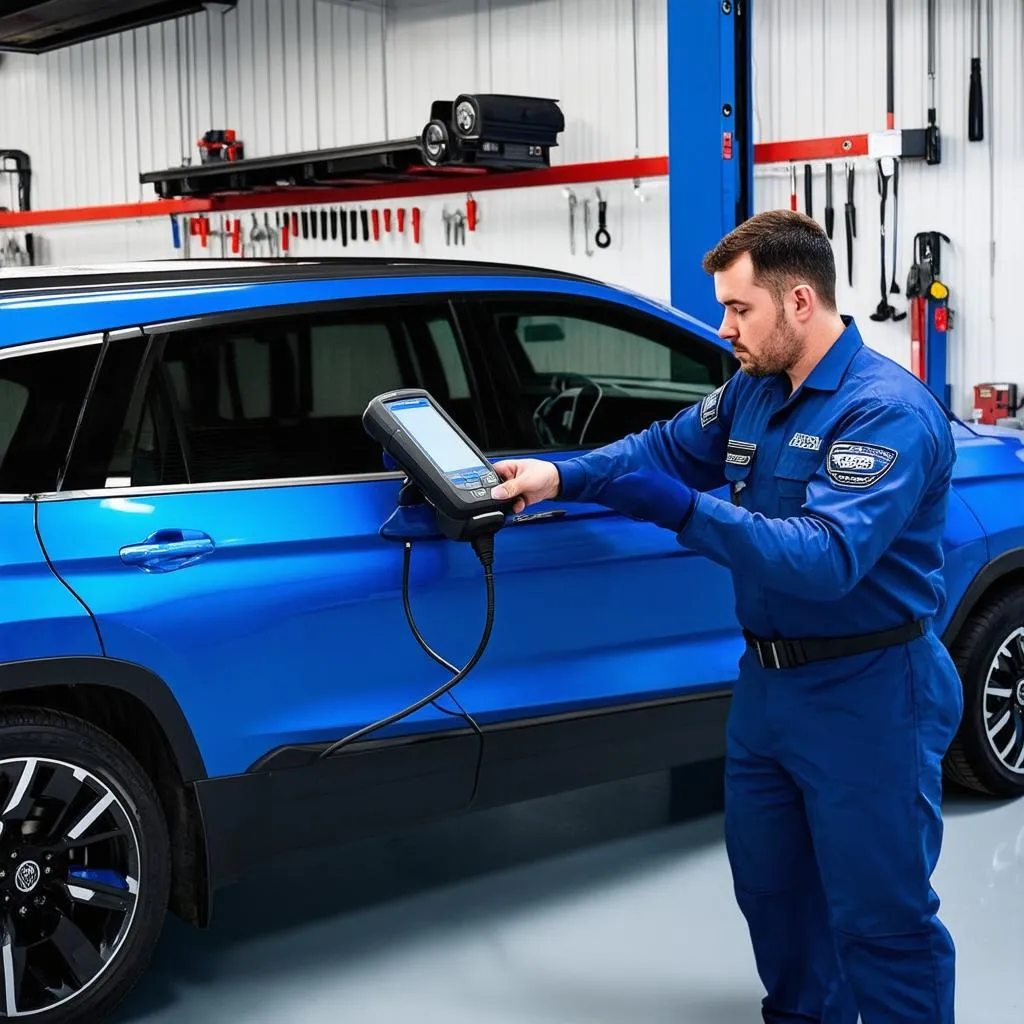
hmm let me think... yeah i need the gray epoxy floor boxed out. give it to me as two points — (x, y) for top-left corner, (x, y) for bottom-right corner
(113, 770), (1024, 1023)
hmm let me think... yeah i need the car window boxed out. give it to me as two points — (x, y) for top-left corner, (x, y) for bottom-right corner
(112, 304), (478, 488)
(0, 339), (102, 494)
(484, 300), (730, 450)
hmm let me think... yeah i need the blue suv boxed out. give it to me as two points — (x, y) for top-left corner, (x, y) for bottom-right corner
(1, 258), (1023, 1021)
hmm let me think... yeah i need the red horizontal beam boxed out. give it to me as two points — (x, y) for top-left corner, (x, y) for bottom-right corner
(754, 135), (869, 164)
(0, 156), (669, 229)
(0, 197), (213, 229)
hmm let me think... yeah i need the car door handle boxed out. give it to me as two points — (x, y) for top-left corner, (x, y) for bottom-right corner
(509, 509), (567, 526)
(120, 529), (215, 573)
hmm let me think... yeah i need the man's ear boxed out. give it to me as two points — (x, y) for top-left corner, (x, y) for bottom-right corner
(790, 283), (816, 324)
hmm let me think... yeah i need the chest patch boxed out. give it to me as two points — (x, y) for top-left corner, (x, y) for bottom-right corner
(726, 439), (757, 467)
(789, 432), (822, 451)
(826, 441), (898, 488)
(700, 385), (725, 429)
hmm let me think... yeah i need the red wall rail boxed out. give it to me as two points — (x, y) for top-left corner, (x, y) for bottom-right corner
(0, 156), (669, 230)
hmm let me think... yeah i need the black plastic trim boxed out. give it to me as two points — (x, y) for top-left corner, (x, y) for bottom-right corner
(0, 258), (602, 301)
(0, 657), (207, 781)
(195, 690), (731, 890)
(942, 547), (1024, 644)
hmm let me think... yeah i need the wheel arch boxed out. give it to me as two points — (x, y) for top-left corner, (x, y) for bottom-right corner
(942, 547), (1024, 647)
(0, 657), (212, 927)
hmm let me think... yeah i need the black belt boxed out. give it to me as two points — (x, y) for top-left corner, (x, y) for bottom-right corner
(743, 620), (927, 670)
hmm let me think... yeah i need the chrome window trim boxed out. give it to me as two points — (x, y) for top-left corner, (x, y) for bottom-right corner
(0, 332), (105, 362)
(31, 470), (406, 503)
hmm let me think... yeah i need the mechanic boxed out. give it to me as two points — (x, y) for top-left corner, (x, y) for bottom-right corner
(489, 209), (963, 1024)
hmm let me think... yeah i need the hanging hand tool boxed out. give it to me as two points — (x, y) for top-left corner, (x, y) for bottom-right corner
(595, 189), (611, 248)
(869, 158), (905, 322)
(361, 209), (370, 242)
(968, 0), (984, 140)
(310, 209), (318, 239)
(444, 210), (452, 247)
(340, 207), (348, 247)
(281, 214), (290, 255)
(583, 199), (594, 257)
(466, 194), (478, 232)
(453, 210), (466, 245)
(804, 164), (813, 219)
(372, 208), (381, 242)
(844, 163), (856, 287)
(350, 209), (358, 242)
(565, 189), (578, 255)
(384, 209), (392, 234)
(301, 211), (310, 239)
(330, 208), (338, 241)
(925, 0), (941, 164)
(889, 159), (901, 293)
(321, 209), (329, 240)
(824, 164), (834, 239)
(789, 165), (797, 211)
(412, 207), (422, 245)
(398, 208), (406, 234)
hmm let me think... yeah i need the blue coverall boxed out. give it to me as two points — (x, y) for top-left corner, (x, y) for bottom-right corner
(555, 317), (964, 1024)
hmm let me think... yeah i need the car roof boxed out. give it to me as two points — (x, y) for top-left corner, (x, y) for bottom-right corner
(0, 257), (724, 351)
(0, 257), (598, 294)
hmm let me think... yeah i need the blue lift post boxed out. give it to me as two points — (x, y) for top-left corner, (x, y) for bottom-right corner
(668, 0), (754, 328)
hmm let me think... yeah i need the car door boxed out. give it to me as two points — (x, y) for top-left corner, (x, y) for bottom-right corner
(424, 290), (746, 725)
(35, 296), (492, 797)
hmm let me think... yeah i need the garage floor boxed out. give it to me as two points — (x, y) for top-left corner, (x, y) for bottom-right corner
(113, 768), (1024, 1024)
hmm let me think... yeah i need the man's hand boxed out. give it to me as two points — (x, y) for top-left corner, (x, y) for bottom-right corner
(490, 459), (561, 514)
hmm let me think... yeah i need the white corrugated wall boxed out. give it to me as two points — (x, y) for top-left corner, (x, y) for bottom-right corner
(0, 0), (670, 301)
(1, 0), (1021, 416)
(752, 0), (1024, 418)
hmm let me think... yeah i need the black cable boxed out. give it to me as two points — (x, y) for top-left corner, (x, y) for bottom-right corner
(398, 542), (486, 806)
(317, 534), (495, 777)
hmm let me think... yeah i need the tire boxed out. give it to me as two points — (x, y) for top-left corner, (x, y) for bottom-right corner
(945, 588), (1024, 798)
(0, 707), (170, 1022)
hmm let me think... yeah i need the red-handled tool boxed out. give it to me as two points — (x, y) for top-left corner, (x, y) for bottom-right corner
(467, 194), (478, 231)
(790, 166), (797, 211)
(384, 209), (392, 234)
(281, 218), (290, 254)
(412, 207), (421, 244)
(231, 218), (241, 255)
(398, 208), (406, 234)
(371, 209), (381, 241)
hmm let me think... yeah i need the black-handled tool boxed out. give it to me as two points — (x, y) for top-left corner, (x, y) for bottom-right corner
(340, 207), (348, 247)
(330, 208), (338, 241)
(844, 163), (856, 287)
(869, 158), (905, 322)
(968, 0), (984, 141)
(889, 159), (901, 294)
(825, 163), (834, 239)
(301, 211), (309, 238)
(350, 209), (358, 241)
(804, 164), (813, 220)
(925, 0), (941, 164)
(321, 209), (329, 240)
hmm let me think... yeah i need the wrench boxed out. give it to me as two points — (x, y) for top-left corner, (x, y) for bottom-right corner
(583, 199), (594, 257)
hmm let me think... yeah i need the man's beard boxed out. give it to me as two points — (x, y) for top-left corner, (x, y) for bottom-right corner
(742, 310), (802, 378)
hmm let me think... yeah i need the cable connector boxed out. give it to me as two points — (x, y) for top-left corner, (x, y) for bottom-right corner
(471, 532), (495, 570)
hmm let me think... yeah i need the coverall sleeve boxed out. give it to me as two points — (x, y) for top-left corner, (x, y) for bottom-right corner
(677, 399), (948, 601)
(556, 375), (740, 502)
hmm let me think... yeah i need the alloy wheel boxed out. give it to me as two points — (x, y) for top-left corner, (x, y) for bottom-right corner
(0, 757), (140, 1018)
(983, 627), (1024, 776)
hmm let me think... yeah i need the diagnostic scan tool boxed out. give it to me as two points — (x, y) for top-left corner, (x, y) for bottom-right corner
(318, 389), (514, 765)
(363, 388), (512, 542)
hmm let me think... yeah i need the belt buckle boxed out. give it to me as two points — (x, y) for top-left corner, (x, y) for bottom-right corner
(754, 638), (796, 669)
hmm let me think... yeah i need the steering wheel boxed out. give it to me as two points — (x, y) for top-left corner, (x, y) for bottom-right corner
(532, 373), (604, 447)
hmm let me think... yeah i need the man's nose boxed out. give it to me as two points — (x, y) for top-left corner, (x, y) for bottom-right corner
(718, 314), (736, 340)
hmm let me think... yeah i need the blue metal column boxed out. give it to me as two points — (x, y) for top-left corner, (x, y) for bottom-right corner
(668, 0), (753, 327)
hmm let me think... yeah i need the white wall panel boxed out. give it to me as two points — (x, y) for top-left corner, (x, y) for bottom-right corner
(0, 0), (669, 300)
(752, 0), (1024, 418)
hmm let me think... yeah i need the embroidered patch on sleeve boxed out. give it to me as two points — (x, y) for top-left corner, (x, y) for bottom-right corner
(826, 441), (899, 489)
(725, 439), (757, 466)
(700, 385), (725, 429)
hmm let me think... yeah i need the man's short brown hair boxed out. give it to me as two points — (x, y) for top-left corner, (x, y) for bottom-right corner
(702, 209), (837, 311)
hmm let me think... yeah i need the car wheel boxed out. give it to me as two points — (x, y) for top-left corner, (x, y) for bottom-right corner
(0, 707), (170, 1022)
(945, 588), (1024, 798)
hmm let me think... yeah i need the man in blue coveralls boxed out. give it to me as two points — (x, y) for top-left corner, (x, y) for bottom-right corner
(489, 210), (964, 1024)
